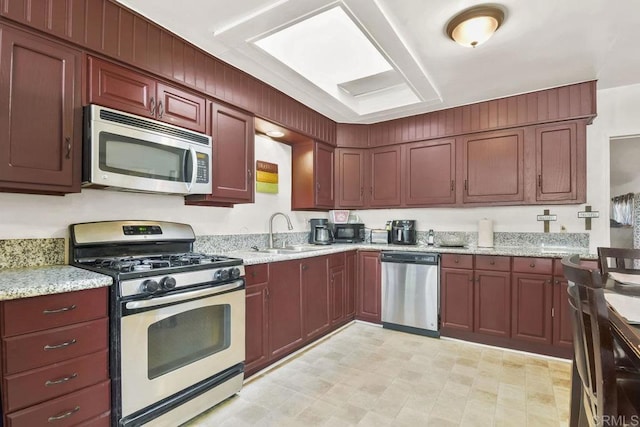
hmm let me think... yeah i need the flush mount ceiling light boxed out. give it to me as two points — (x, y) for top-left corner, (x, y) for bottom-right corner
(446, 5), (505, 48)
(266, 130), (285, 138)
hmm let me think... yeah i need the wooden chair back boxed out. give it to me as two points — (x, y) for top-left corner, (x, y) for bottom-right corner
(597, 247), (640, 276)
(562, 255), (617, 425)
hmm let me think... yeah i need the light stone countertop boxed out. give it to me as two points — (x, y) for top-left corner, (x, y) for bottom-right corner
(231, 243), (596, 265)
(0, 265), (112, 301)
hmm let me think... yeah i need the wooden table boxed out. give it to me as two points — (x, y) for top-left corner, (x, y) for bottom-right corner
(569, 282), (640, 426)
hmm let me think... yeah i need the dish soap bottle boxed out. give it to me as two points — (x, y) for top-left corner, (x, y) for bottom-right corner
(427, 229), (435, 246)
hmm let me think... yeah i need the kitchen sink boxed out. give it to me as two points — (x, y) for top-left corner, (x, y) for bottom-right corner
(254, 245), (328, 254)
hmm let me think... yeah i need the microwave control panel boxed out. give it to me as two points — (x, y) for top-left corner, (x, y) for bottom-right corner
(196, 153), (209, 184)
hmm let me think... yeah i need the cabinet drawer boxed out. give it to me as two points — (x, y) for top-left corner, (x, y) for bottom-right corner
(6, 380), (110, 427)
(4, 350), (109, 412)
(441, 254), (473, 269)
(2, 287), (108, 337)
(3, 318), (108, 374)
(245, 264), (269, 287)
(513, 257), (553, 274)
(475, 255), (510, 271)
(329, 252), (346, 268)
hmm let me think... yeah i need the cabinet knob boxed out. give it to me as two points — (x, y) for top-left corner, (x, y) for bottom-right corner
(554, 280), (560, 285)
(157, 100), (164, 118)
(65, 137), (71, 159)
(149, 96), (156, 115)
(530, 263), (536, 268)
(454, 257), (459, 263)
(302, 264), (308, 270)
(489, 260), (495, 265)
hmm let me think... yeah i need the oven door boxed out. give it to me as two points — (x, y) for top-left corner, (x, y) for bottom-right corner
(119, 281), (245, 418)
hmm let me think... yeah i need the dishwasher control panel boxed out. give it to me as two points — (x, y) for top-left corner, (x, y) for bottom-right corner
(380, 251), (438, 264)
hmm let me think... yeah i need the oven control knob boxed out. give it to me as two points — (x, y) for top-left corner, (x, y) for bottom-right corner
(161, 276), (177, 290)
(230, 267), (241, 279)
(215, 269), (230, 281)
(140, 279), (159, 294)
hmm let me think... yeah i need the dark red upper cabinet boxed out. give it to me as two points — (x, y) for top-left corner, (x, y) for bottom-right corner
(463, 129), (524, 204)
(369, 145), (401, 207)
(292, 141), (334, 210)
(87, 56), (206, 133)
(185, 101), (254, 205)
(535, 122), (579, 202)
(335, 148), (366, 208)
(403, 138), (456, 206)
(0, 25), (81, 194)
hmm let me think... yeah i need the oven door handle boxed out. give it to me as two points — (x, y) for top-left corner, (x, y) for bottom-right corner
(125, 280), (244, 310)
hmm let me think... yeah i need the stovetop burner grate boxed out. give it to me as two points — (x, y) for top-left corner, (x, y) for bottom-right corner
(84, 253), (239, 273)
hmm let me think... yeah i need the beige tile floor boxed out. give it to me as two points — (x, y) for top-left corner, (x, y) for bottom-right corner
(183, 323), (572, 426)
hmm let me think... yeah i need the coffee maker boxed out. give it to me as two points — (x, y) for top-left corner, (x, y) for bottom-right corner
(309, 219), (333, 245)
(390, 220), (417, 245)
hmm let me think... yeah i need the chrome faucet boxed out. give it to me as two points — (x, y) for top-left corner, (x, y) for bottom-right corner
(268, 212), (293, 248)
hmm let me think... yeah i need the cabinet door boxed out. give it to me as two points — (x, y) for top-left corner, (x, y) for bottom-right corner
(404, 138), (456, 205)
(268, 260), (303, 359)
(0, 25), (80, 193)
(463, 129), (524, 203)
(441, 268), (474, 332)
(302, 256), (330, 340)
(511, 273), (553, 345)
(552, 276), (573, 349)
(244, 283), (268, 376)
(356, 251), (381, 324)
(345, 251), (357, 319)
(330, 265), (345, 326)
(187, 102), (254, 205)
(315, 142), (334, 208)
(87, 56), (156, 118)
(536, 122), (577, 201)
(369, 146), (401, 207)
(474, 270), (511, 337)
(156, 82), (206, 133)
(335, 148), (366, 208)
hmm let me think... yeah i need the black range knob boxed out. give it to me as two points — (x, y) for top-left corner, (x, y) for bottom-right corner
(140, 279), (159, 294)
(230, 267), (241, 279)
(215, 269), (230, 281)
(160, 276), (177, 290)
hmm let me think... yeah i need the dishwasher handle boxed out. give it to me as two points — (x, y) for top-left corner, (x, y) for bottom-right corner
(380, 252), (439, 265)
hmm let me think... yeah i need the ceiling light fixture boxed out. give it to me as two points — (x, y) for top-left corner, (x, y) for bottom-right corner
(446, 5), (505, 48)
(266, 130), (285, 138)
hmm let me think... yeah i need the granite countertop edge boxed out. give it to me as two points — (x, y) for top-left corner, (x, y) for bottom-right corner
(232, 243), (597, 265)
(0, 265), (113, 301)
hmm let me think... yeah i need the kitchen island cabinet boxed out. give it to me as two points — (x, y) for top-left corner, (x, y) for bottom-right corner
(0, 24), (81, 195)
(356, 250), (381, 324)
(0, 287), (110, 426)
(87, 56), (207, 133)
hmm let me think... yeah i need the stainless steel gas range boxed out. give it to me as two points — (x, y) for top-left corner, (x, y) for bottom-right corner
(69, 220), (245, 427)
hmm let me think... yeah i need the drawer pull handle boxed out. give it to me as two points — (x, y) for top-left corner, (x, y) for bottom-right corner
(44, 339), (77, 351)
(45, 373), (78, 386)
(43, 304), (77, 315)
(48, 406), (80, 422)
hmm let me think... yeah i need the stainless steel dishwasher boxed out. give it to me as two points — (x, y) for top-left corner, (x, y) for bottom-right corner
(381, 251), (440, 337)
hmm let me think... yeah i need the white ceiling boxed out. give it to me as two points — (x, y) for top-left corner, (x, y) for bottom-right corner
(115, 0), (640, 124)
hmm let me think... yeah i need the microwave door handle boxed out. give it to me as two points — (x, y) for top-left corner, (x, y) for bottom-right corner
(185, 147), (197, 192)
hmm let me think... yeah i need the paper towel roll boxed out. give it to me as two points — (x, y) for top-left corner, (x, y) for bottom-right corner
(478, 219), (494, 248)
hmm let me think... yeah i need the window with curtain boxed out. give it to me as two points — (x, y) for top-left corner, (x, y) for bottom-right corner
(611, 193), (635, 226)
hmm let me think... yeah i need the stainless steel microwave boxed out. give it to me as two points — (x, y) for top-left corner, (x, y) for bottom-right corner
(83, 104), (212, 195)
(330, 223), (365, 243)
